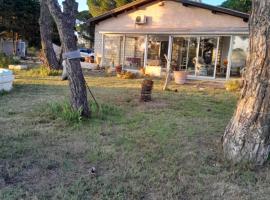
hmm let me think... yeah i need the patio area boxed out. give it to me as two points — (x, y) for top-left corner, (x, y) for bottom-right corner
(100, 34), (248, 81)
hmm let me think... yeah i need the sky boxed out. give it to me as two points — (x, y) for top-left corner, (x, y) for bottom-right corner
(58, 0), (225, 12)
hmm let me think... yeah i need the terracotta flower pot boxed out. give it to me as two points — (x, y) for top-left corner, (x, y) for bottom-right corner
(174, 71), (187, 85)
(115, 65), (122, 73)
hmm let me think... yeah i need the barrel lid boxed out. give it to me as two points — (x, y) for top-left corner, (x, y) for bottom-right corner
(0, 68), (13, 76)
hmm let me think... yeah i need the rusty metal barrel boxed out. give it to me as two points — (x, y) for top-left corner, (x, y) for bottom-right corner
(140, 79), (154, 102)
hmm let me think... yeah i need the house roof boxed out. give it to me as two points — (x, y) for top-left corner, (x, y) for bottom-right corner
(88, 0), (249, 24)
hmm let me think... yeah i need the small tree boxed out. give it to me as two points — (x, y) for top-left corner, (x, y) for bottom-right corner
(222, 0), (270, 165)
(45, 0), (90, 117)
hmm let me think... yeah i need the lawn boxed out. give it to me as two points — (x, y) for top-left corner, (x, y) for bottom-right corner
(1, 70), (270, 200)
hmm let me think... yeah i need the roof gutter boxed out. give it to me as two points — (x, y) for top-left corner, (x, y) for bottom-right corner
(99, 31), (249, 35)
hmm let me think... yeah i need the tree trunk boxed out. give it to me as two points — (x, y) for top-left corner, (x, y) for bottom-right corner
(222, 0), (270, 165)
(40, 0), (61, 70)
(12, 31), (16, 56)
(45, 0), (90, 117)
(163, 54), (171, 91)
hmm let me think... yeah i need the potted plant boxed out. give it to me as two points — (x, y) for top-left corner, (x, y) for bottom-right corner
(173, 66), (187, 85)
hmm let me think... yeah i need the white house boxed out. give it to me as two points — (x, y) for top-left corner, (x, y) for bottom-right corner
(89, 0), (249, 80)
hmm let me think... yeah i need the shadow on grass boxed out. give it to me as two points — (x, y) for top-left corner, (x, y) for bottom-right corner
(3, 78), (267, 200)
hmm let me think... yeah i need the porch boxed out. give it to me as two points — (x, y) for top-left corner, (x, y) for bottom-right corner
(99, 33), (249, 80)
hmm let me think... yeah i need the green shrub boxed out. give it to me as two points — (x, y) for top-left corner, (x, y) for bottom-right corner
(43, 101), (121, 124)
(47, 101), (83, 124)
(0, 53), (20, 68)
(27, 47), (39, 57)
(26, 65), (62, 77)
(225, 80), (242, 92)
(0, 90), (9, 96)
(48, 69), (62, 76)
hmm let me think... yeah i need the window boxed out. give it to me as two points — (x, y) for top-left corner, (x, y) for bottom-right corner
(103, 35), (123, 67)
(123, 35), (145, 69)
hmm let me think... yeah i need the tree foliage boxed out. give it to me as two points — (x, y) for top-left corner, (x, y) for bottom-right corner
(221, 0), (252, 13)
(0, 0), (40, 47)
(76, 10), (92, 21)
(76, 11), (94, 45)
(87, 0), (134, 17)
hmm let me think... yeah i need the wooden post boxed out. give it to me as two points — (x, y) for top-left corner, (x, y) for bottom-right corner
(101, 33), (105, 67)
(163, 35), (173, 91)
(122, 34), (126, 68)
(195, 37), (201, 77)
(226, 36), (233, 80)
(213, 36), (220, 79)
(143, 35), (148, 68)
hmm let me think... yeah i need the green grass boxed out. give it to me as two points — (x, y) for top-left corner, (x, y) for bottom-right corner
(24, 65), (62, 77)
(0, 71), (270, 199)
(42, 101), (121, 124)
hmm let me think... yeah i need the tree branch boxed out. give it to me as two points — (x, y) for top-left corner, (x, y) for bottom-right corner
(45, 0), (63, 21)
(63, 0), (78, 17)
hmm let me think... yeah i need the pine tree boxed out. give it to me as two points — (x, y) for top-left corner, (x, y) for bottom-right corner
(221, 0), (252, 13)
(87, 0), (115, 17)
(114, 0), (133, 7)
(222, 0), (270, 165)
(0, 0), (40, 47)
(87, 0), (134, 17)
(45, 0), (90, 117)
(76, 11), (94, 45)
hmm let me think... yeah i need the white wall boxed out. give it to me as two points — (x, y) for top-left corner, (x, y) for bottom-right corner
(0, 40), (26, 57)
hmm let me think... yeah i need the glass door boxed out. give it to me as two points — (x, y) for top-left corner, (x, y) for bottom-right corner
(147, 35), (169, 68)
(172, 37), (188, 71)
(186, 38), (198, 76)
(215, 36), (231, 79)
(196, 37), (218, 78)
(172, 37), (197, 75)
(172, 36), (225, 79)
(230, 36), (249, 78)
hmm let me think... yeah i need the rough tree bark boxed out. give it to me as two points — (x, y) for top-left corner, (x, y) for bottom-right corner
(40, 0), (61, 70)
(45, 0), (90, 117)
(222, 0), (270, 165)
(163, 55), (171, 91)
